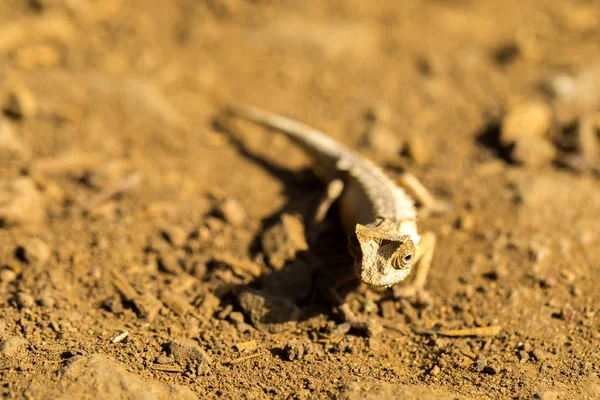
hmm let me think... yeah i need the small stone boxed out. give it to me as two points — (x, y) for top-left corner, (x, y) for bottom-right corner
(155, 355), (172, 365)
(214, 198), (246, 226)
(511, 137), (556, 168)
(430, 365), (441, 376)
(3, 86), (37, 119)
(132, 293), (162, 321)
(228, 311), (245, 324)
(364, 125), (403, 161)
(541, 276), (557, 288)
(261, 213), (308, 270)
(532, 348), (550, 362)
(368, 337), (381, 351)
(235, 322), (251, 333)
(159, 290), (193, 317)
(168, 338), (213, 366)
(456, 213), (475, 231)
(210, 254), (262, 278)
(217, 304), (233, 320)
(18, 238), (51, 265)
(0, 178), (45, 226)
(379, 300), (397, 319)
(237, 289), (300, 333)
(161, 226), (188, 247)
(38, 294), (55, 308)
(501, 100), (553, 145)
(157, 251), (183, 274)
(0, 121), (29, 158)
(283, 340), (305, 361)
(0, 268), (18, 284)
(406, 135), (430, 165)
(0, 337), (28, 357)
(198, 292), (220, 316)
(16, 292), (35, 309)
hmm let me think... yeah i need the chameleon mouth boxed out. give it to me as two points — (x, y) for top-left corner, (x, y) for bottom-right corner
(354, 259), (411, 288)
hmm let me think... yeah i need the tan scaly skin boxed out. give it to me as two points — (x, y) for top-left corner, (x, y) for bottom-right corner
(226, 105), (440, 323)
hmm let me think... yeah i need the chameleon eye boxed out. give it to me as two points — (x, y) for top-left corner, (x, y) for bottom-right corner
(393, 252), (413, 269)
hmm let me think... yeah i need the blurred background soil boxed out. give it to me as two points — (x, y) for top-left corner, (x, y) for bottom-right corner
(0, 0), (599, 399)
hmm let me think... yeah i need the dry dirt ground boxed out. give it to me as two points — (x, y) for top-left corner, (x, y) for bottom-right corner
(1, 1), (599, 399)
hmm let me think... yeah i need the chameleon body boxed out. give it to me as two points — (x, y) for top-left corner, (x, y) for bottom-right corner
(228, 105), (421, 288)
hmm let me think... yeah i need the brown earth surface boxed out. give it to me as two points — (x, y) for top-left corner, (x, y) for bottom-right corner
(1, 1), (599, 399)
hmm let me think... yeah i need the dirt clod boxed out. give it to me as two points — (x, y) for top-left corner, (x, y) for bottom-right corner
(261, 213), (308, 270)
(17, 238), (51, 265)
(406, 135), (431, 165)
(511, 137), (556, 168)
(237, 289), (300, 333)
(501, 100), (553, 145)
(56, 354), (196, 400)
(214, 198), (246, 226)
(159, 290), (193, 317)
(0, 337), (28, 357)
(168, 338), (213, 367)
(0, 178), (45, 226)
(283, 340), (305, 361)
(3, 85), (37, 120)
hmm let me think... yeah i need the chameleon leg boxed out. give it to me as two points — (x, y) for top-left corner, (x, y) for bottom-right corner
(398, 172), (451, 218)
(312, 179), (344, 225)
(393, 231), (437, 299)
(328, 280), (383, 335)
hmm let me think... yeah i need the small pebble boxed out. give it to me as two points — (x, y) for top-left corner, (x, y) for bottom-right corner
(0, 336), (28, 357)
(283, 340), (305, 361)
(511, 137), (556, 168)
(18, 238), (51, 265)
(16, 292), (35, 309)
(364, 125), (403, 161)
(261, 213), (308, 270)
(38, 294), (55, 308)
(237, 289), (300, 333)
(3, 86), (37, 120)
(0, 178), (45, 226)
(169, 338), (213, 366)
(0, 121), (29, 158)
(532, 348), (549, 362)
(501, 100), (552, 146)
(406, 135), (430, 165)
(228, 311), (245, 324)
(215, 198), (246, 226)
(161, 226), (188, 247)
(217, 304), (233, 320)
(155, 355), (172, 365)
(456, 213), (475, 231)
(0, 268), (18, 284)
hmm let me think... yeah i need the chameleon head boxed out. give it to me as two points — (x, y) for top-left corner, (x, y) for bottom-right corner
(349, 223), (416, 288)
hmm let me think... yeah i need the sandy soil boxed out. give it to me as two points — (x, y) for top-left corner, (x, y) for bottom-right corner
(1, 1), (599, 399)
